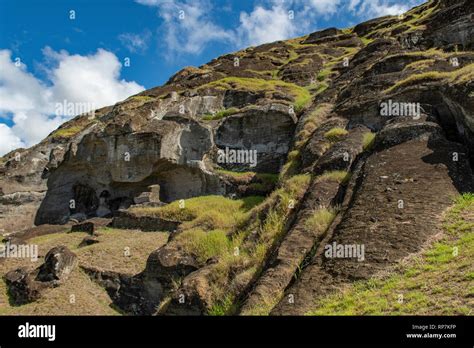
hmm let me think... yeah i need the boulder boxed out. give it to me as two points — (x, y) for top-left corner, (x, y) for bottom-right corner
(79, 236), (100, 247)
(304, 28), (343, 44)
(111, 210), (180, 232)
(4, 267), (47, 304)
(70, 222), (95, 234)
(4, 246), (77, 304)
(36, 246), (77, 282)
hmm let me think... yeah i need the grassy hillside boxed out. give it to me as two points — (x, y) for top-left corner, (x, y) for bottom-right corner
(306, 193), (474, 315)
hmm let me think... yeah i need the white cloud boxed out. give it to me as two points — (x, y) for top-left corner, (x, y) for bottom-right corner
(348, 0), (415, 18)
(136, 0), (309, 52)
(0, 48), (144, 155)
(308, 0), (342, 16)
(238, 5), (302, 46)
(0, 124), (25, 155)
(43, 47), (144, 108)
(119, 30), (151, 54)
(137, 0), (234, 56)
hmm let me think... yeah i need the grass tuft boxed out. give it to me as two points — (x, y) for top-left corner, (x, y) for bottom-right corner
(202, 108), (239, 121)
(174, 229), (234, 264)
(316, 170), (351, 184)
(362, 132), (376, 151)
(386, 63), (474, 93)
(305, 208), (337, 233)
(324, 127), (349, 142)
(51, 126), (84, 139)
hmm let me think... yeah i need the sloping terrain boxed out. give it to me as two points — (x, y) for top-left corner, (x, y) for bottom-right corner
(0, 0), (473, 315)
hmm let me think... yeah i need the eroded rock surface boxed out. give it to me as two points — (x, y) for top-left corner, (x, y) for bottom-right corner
(4, 246), (77, 305)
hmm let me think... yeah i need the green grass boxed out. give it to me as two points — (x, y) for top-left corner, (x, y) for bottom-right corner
(403, 59), (436, 71)
(174, 229), (234, 264)
(129, 195), (264, 231)
(200, 174), (312, 314)
(360, 37), (374, 46)
(208, 295), (239, 316)
(51, 125), (84, 139)
(126, 176), (309, 315)
(324, 127), (349, 142)
(294, 103), (334, 149)
(279, 150), (301, 180)
(200, 77), (311, 112)
(128, 95), (154, 103)
(362, 132), (376, 151)
(216, 169), (255, 181)
(386, 63), (474, 93)
(248, 173), (280, 192)
(202, 108), (239, 121)
(308, 82), (329, 96)
(306, 193), (474, 315)
(387, 48), (451, 60)
(216, 170), (278, 190)
(385, 71), (445, 93)
(304, 208), (337, 234)
(316, 170), (351, 184)
(317, 69), (332, 82)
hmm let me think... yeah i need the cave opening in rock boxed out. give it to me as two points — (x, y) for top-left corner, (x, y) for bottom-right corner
(432, 103), (474, 171)
(71, 183), (99, 218)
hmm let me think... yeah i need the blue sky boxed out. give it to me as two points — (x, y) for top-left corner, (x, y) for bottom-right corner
(0, 0), (425, 155)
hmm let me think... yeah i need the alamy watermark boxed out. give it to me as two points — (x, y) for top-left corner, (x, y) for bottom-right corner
(0, 242), (38, 262)
(380, 99), (421, 120)
(217, 147), (258, 168)
(324, 242), (365, 262)
(55, 99), (96, 119)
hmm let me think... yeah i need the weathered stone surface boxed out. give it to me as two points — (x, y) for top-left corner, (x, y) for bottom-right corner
(273, 135), (474, 315)
(71, 222), (95, 234)
(35, 118), (224, 224)
(133, 185), (161, 205)
(2, 224), (71, 245)
(303, 28), (343, 44)
(36, 246), (77, 282)
(4, 246), (77, 304)
(4, 267), (47, 304)
(79, 236), (100, 247)
(144, 245), (200, 283)
(215, 104), (297, 173)
(111, 210), (180, 232)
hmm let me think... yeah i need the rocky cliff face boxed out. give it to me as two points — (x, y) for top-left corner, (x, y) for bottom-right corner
(0, 0), (473, 316)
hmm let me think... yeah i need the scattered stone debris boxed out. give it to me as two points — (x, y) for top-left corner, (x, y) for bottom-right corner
(4, 246), (77, 305)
